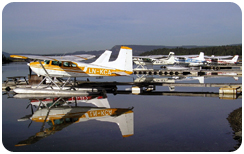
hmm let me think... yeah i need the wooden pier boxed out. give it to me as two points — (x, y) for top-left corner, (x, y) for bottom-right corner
(108, 90), (242, 100)
(3, 80), (242, 91)
(133, 69), (242, 77)
(2, 63), (242, 98)
(133, 64), (242, 77)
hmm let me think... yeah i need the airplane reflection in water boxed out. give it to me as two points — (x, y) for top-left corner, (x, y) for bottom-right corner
(15, 94), (134, 146)
(133, 75), (239, 92)
(29, 95), (111, 108)
(134, 75), (204, 84)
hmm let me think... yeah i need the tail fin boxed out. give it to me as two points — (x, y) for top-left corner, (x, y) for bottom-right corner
(101, 46), (132, 72)
(91, 50), (112, 65)
(197, 52), (205, 60)
(167, 52), (174, 59)
(111, 46), (132, 71)
(232, 55), (239, 62)
(196, 76), (204, 83)
(90, 46), (133, 74)
(167, 52), (175, 63)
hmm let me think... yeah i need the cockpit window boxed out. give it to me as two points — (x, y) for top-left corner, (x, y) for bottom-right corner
(63, 62), (77, 67)
(51, 61), (61, 66)
(44, 60), (50, 64)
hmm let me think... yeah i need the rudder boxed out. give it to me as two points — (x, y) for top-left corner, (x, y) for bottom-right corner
(106, 46), (133, 72)
(232, 55), (239, 62)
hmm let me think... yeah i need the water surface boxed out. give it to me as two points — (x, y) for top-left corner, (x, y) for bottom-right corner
(2, 62), (242, 152)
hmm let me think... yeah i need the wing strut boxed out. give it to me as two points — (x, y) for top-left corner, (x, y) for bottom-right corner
(37, 60), (61, 90)
(40, 97), (63, 132)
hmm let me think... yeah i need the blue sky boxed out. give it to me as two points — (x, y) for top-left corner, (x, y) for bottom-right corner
(2, 2), (242, 54)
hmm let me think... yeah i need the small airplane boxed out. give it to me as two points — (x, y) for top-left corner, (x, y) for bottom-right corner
(133, 52), (175, 66)
(10, 46), (133, 91)
(205, 55), (239, 64)
(174, 52), (207, 66)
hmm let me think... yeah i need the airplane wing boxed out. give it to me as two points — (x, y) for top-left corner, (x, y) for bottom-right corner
(204, 55), (233, 59)
(10, 54), (96, 61)
(133, 55), (168, 59)
(174, 55), (199, 58)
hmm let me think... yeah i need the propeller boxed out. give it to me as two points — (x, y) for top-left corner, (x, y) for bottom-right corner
(29, 66), (32, 79)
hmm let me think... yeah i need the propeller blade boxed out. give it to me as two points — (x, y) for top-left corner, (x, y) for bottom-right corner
(29, 66), (32, 78)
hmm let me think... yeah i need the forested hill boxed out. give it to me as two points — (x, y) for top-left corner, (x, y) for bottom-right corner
(140, 45), (242, 56)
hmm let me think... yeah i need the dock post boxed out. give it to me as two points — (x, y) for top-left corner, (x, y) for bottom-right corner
(132, 86), (142, 94)
(219, 86), (241, 100)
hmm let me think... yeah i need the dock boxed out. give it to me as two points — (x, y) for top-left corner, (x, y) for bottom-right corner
(133, 64), (242, 77)
(133, 69), (242, 77)
(2, 63), (242, 98)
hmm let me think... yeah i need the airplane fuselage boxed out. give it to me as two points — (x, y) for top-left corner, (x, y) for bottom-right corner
(175, 58), (206, 66)
(205, 59), (236, 64)
(133, 58), (175, 65)
(29, 60), (133, 77)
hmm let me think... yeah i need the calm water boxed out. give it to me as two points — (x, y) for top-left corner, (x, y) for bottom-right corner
(2, 62), (242, 152)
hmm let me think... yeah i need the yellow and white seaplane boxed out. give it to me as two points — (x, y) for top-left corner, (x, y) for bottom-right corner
(10, 46), (133, 94)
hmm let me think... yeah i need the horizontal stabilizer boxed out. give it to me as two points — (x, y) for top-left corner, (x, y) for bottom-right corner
(112, 72), (129, 76)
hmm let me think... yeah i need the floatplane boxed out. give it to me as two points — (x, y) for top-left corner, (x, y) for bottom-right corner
(205, 55), (239, 64)
(133, 52), (207, 70)
(10, 46), (133, 94)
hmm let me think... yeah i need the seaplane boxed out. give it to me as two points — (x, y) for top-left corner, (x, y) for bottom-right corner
(10, 46), (133, 94)
(205, 55), (239, 64)
(133, 52), (175, 69)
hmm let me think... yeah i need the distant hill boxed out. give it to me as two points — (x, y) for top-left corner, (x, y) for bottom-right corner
(3, 43), (242, 58)
(2, 51), (10, 57)
(140, 45), (242, 56)
(72, 45), (214, 57)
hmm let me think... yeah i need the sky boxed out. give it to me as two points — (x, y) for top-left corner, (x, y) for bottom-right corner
(2, 2), (242, 54)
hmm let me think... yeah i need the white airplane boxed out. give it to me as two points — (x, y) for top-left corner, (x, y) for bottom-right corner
(133, 52), (175, 66)
(205, 55), (239, 64)
(174, 52), (207, 66)
(10, 46), (133, 91)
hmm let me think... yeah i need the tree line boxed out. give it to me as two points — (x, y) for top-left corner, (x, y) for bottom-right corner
(140, 45), (242, 57)
(2, 54), (13, 64)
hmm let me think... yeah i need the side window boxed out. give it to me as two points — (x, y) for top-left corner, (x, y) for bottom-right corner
(63, 62), (70, 67)
(71, 63), (77, 67)
(51, 61), (61, 66)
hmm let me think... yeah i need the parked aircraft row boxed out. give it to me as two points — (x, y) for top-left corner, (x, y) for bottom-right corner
(10, 46), (239, 94)
(133, 52), (239, 68)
